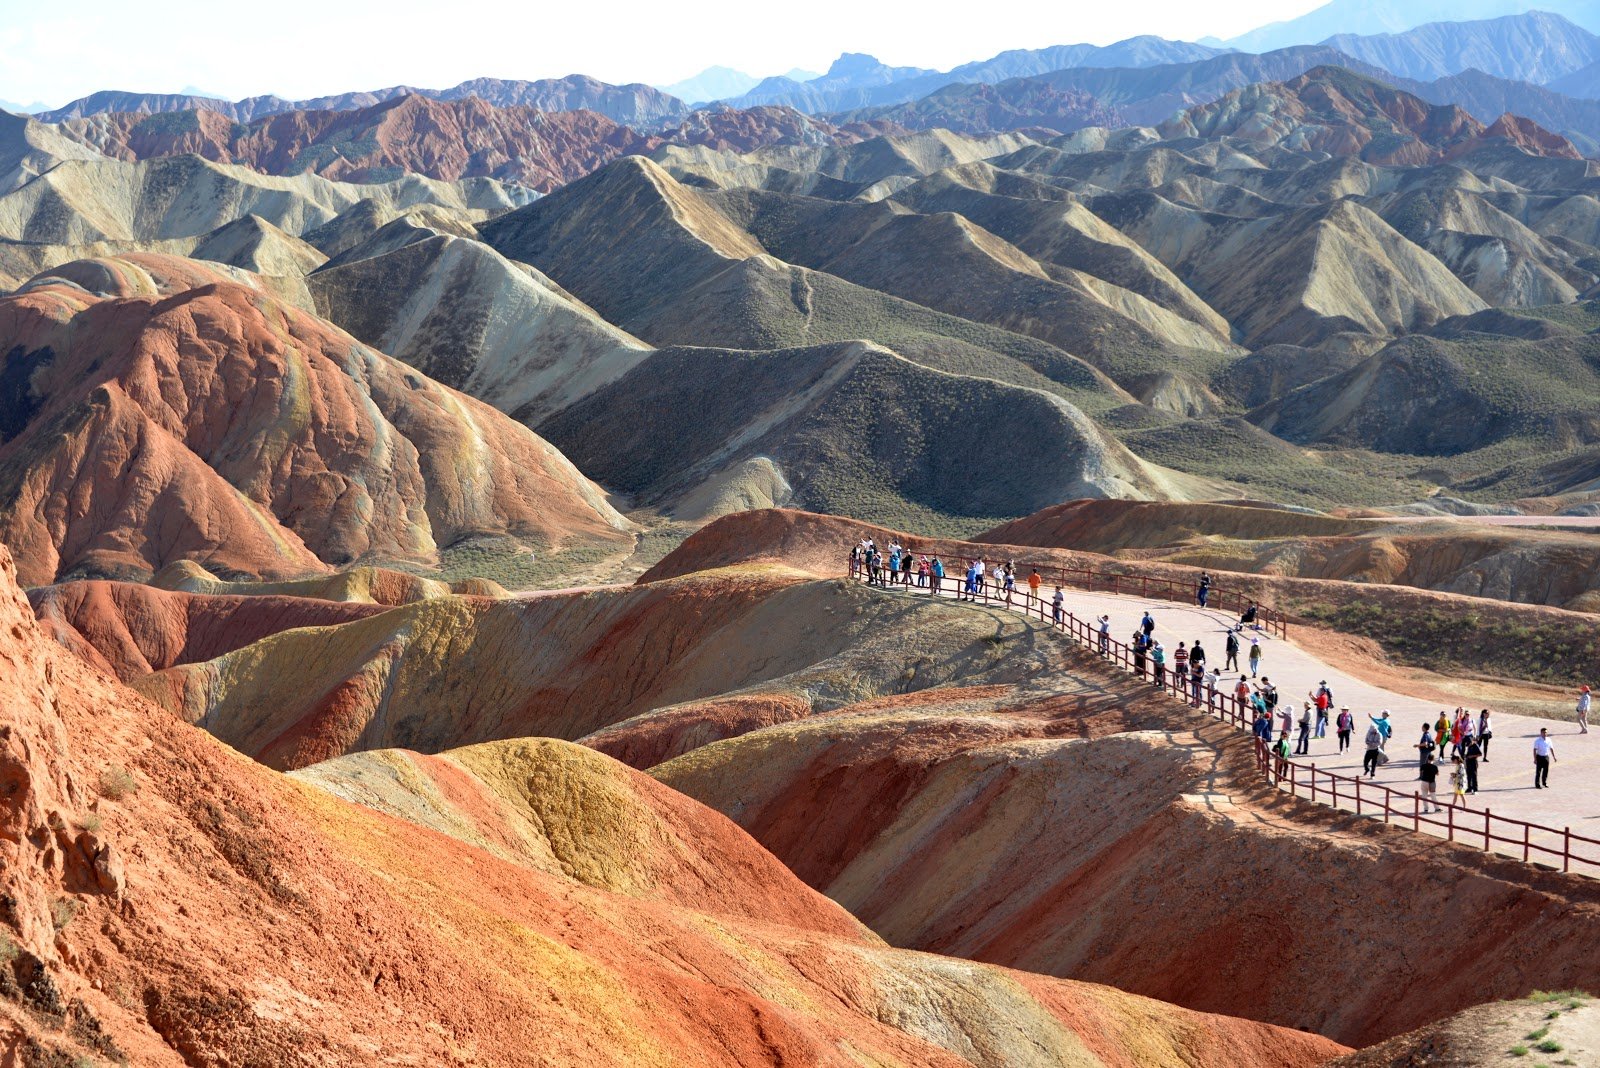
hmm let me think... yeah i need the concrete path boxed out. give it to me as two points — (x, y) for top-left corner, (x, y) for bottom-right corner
(859, 570), (1600, 876)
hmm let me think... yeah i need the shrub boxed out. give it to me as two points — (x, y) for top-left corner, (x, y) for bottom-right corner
(50, 898), (78, 931)
(98, 766), (138, 801)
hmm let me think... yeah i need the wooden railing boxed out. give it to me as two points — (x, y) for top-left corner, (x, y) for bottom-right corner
(848, 558), (1599, 877)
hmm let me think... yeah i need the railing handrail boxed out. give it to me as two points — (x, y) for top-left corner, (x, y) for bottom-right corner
(846, 558), (1595, 876)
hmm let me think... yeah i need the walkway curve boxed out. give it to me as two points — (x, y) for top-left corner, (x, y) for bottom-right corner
(847, 562), (1600, 877)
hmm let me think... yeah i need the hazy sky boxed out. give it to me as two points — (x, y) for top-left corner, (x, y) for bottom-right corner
(0, 0), (1328, 107)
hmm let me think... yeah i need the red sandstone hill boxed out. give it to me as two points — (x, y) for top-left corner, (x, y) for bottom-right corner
(56, 94), (896, 192)
(1160, 66), (1583, 164)
(0, 253), (629, 586)
(0, 536), (1342, 1065)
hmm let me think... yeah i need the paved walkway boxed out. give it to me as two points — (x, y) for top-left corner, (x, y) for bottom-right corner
(858, 570), (1600, 876)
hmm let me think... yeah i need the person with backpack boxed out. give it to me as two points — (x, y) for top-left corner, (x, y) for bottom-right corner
(1132, 630), (1148, 678)
(1224, 628), (1240, 671)
(1141, 611), (1155, 641)
(1261, 678), (1278, 715)
(1197, 573), (1211, 608)
(1363, 723), (1384, 777)
(1248, 638), (1262, 677)
(1462, 733), (1482, 794)
(1336, 706), (1354, 752)
(1234, 675), (1251, 707)
(1314, 686), (1331, 738)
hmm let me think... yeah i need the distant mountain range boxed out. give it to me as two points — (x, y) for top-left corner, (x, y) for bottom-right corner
(1221, 0), (1600, 52)
(33, 75), (691, 129)
(657, 66), (821, 106)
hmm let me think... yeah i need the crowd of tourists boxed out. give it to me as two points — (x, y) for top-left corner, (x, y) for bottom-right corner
(848, 538), (1584, 804)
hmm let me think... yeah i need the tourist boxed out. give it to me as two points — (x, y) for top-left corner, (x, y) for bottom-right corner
(1248, 637), (1262, 677)
(930, 556), (944, 596)
(1098, 614), (1111, 655)
(1190, 639), (1207, 673)
(1433, 711), (1451, 756)
(1261, 677), (1278, 715)
(1295, 702), (1312, 755)
(1240, 600), (1259, 629)
(917, 555), (930, 588)
(1189, 661), (1204, 706)
(900, 551), (913, 586)
(888, 545), (901, 581)
(1415, 723), (1436, 776)
(1478, 709), (1493, 760)
(1234, 675), (1251, 707)
(1253, 707), (1273, 744)
(1363, 723), (1384, 778)
(1002, 563), (1016, 604)
(1450, 708), (1467, 761)
(1141, 611), (1155, 640)
(1463, 732), (1482, 794)
(1310, 683), (1332, 737)
(1534, 727), (1557, 788)
(1132, 630), (1147, 677)
(1418, 755), (1440, 814)
(1336, 705), (1354, 752)
(1174, 642), (1189, 684)
(1206, 667), (1221, 705)
(974, 559), (987, 598)
(1028, 567), (1042, 605)
(1274, 729), (1291, 780)
(1578, 686), (1591, 735)
(1052, 587), (1065, 625)
(1197, 572), (1211, 607)
(1278, 699), (1293, 742)
(1225, 628), (1240, 671)
(1369, 710), (1392, 748)
(1449, 756), (1467, 807)
(1151, 641), (1166, 687)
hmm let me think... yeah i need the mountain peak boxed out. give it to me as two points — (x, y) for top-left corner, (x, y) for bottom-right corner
(826, 53), (887, 77)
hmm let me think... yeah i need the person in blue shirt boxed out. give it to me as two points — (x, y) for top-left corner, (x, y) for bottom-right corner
(1369, 710), (1392, 746)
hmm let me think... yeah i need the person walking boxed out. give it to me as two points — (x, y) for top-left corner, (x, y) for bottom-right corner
(1415, 723), (1436, 777)
(1578, 686), (1591, 735)
(1295, 702), (1312, 755)
(1534, 728), (1556, 788)
(1248, 638), (1262, 678)
(1434, 711), (1451, 755)
(1478, 709), (1493, 760)
(1336, 706), (1354, 752)
(1028, 567), (1042, 606)
(1450, 709), (1467, 761)
(1224, 628), (1240, 672)
(1141, 611), (1155, 641)
(1002, 564), (1016, 605)
(1418, 755), (1440, 814)
(1097, 614), (1111, 655)
(1052, 587), (1065, 625)
(1190, 639), (1207, 674)
(1197, 573), (1211, 608)
(1449, 757), (1467, 807)
(1363, 723), (1383, 777)
(1462, 733), (1482, 794)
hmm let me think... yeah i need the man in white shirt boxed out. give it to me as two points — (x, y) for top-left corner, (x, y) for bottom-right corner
(1534, 728), (1557, 789)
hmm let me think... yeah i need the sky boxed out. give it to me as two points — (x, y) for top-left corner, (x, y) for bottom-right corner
(0, 0), (1328, 108)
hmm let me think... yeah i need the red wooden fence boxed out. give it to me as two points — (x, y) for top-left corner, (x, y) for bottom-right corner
(848, 558), (1598, 876)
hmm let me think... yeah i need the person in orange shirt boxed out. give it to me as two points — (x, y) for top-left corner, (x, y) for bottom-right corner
(1027, 568), (1042, 606)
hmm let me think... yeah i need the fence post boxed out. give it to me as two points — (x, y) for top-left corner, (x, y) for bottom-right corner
(1383, 786), (1390, 825)
(1448, 805), (1455, 843)
(1413, 792), (1419, 832)
(1354, 778), (1361, 816)
(1524, 824), (1530, 863)
(1485, 808), (1491, 852)
(1310, 765), (1316, 804)
(1565, 828), (1572, 874)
